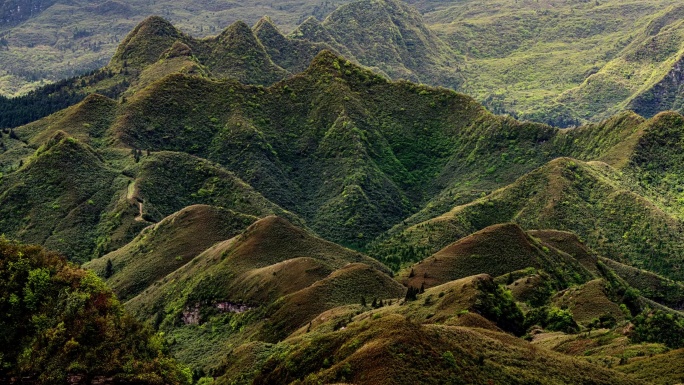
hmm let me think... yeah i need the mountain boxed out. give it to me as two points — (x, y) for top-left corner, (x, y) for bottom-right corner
(5, 22), (683, 263)
(0, 238), (188, 384)
(371, 157), (684, 281)
(290, 0), (463, 89)
(0, 0), (356, 96)
(118, 215), (400, 371)
(555, 4), (684, 122)
(4, 12), (684, 383)
(84, 205), (258, 301)
(5, 0), (684, 128)
(407, 0), (684, 125)
(0, 132), (122, 263)
(397, 223), (593, 291)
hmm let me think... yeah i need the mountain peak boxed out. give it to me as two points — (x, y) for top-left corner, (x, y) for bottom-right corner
(135, 16), (177, 34)
(219, 20), (255, 42)
(162, 40), (193, 59)
(254, 16), (277, 31)
(110, 16), (182, 68)
(291, 16), (334, 42)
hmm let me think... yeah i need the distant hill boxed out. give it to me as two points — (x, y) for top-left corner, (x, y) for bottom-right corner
(0, 0), (355, 96)
(5, 0), (684, 127)
(417, 0), (684, 125)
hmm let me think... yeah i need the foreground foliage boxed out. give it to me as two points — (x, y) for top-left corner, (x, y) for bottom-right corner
(0, 238), (189, 384)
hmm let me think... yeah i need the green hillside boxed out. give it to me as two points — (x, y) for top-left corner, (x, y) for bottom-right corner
(6, 27), (684, 265)
(85, 205), (258, 301)
(372, 157), (684, 282)
(397, 223), (593, 291)
(219, 313), (640, 385)
(0, 132), (122, 263)
(118, 215), (399, 371)
(291, 0), (463, 89)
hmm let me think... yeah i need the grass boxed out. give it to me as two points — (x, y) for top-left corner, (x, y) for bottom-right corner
(551, 279), (626, 327)
(217, 312), (641, 385)
(396, 223), (592, 291)
(83, 205), (257, 301)
(617, 348), (684, 384)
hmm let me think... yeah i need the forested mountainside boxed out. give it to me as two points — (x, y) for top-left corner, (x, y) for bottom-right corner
(1, 7), (684, 385)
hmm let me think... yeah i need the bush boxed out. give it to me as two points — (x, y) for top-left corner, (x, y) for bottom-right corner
(524, 306), (579, 334)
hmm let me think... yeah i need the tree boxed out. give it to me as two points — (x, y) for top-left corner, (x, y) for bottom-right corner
(104, 258), (113, 278)
(405, 286), (419, 301)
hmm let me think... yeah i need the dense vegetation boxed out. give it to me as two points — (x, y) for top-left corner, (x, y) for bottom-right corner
(0, 238), (189, 383)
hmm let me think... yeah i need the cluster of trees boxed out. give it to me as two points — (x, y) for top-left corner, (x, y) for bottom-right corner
(0, 81), (85, 129)
(630, 309), (684, 348)
(0, 68), (124, 130)
(0, 238), (190, 384)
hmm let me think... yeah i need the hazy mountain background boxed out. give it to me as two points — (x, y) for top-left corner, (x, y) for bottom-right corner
(4, 0), (684, 127)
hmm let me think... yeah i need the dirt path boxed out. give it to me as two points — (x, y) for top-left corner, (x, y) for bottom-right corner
(127, 180), (145, 222)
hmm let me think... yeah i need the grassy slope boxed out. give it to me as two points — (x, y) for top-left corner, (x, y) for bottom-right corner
(617, 348), (684, 384)
(559, 4), (684, 121)
(600, 257), (684, 310)
(120, 216), (399, 371)
(396, 223), (592, 291)
(218, 313), (641, 385)
(551, 279), (626, 326)
(371, 157), (684, 282)
(0, 132), (122, 263)
(126, 215), (391, 320)
(84, 205), (258, 301)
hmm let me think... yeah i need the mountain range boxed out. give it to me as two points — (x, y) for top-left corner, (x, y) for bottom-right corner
(4, 0), (684, 128)
(1, 4), (684, 384)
